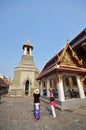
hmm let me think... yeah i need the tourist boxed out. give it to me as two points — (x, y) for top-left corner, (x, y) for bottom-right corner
(49, 88), (56, 119)
(33, 88), (40, 120)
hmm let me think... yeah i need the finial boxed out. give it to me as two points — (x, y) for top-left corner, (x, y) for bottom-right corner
(27, 34), (30, 43)
(66, 37), (70, 45)
(67, 38), (69, 42)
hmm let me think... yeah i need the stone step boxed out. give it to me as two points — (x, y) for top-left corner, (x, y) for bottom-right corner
(8, 89), (24, 97)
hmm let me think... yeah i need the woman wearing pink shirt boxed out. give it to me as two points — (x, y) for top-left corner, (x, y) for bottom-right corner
(49, 88), (56, 119)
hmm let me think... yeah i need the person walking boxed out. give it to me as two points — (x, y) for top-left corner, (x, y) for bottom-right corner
(49, 88), (56, 119)
(33, 88), (40, 120)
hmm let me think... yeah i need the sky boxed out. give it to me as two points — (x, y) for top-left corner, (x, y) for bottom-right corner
(0, 0), (86, 78)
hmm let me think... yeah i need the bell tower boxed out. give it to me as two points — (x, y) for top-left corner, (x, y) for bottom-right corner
(9, 40), (39, 96)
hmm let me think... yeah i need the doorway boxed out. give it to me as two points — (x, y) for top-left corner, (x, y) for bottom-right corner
(25, 80), (29, 95)
(63, 76), (80, 99)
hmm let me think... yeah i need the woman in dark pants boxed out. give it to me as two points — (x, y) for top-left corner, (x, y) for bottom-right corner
(33, 88), (40, 120)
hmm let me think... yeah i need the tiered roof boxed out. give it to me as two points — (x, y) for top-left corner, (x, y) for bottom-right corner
(37, 42), (86, 80)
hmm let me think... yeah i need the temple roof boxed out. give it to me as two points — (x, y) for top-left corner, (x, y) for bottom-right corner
(37, 65), (86, 80)
(37, 42), (86, 80)
(0, 78), (8, 87)
(69, 28), (86, 53)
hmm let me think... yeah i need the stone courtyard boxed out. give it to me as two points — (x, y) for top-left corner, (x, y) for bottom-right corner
(0, 96), (86, 130)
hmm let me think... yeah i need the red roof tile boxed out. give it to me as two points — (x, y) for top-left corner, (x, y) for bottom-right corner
(0, 78), (8, 87)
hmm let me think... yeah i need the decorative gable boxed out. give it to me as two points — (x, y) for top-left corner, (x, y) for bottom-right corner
(60, 51), (78, 66)
(58, 43), (82, 67)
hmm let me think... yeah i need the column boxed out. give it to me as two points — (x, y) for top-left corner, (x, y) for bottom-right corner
(29, 48), (32, 55)
(40, 81), (43, 96)
(46, 79), (50, 97)
(24, 47), (27, 55)
(76, 76), (85, 98)
(69, 77), (73, 89)
(57, 74), (65, 101)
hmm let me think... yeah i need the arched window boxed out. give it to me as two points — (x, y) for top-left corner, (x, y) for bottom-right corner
(25, 80), (29, 95)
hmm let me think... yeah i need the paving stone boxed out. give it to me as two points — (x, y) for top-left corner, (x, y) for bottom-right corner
(0, 96), (86, 130)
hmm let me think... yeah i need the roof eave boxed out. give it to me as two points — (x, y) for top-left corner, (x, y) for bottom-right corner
(37, 65), (86, 80)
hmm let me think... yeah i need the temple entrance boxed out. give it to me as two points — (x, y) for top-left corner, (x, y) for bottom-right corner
(63, 76), (80, 99)
(25, 80), (29, 95)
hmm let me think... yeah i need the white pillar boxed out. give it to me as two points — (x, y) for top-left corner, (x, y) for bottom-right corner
(24, 47), (27, 55)
(46, 79), (50, 97)
(29, 48), (32, 55)
(40, 81), (43, 96)
(57, 75), (65, 101)
(76, 76), (85, 98)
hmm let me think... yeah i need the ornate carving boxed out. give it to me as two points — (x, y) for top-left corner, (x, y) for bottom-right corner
(58, 43), (82, 66)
